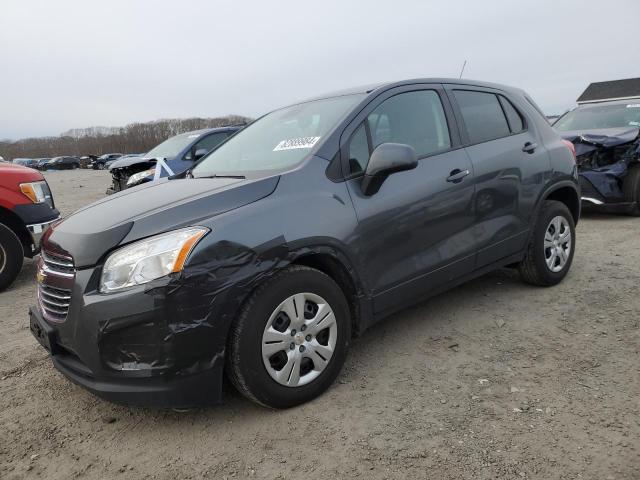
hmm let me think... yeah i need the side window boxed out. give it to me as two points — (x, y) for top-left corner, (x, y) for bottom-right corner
(499, 95), (525, 133)
(348, 123), (370, 174)
(185, 132), (228, 160)
(453, 90), (510, 144)
(348, 90), (451, 174)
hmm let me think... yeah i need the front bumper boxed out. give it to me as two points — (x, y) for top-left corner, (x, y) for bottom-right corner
(29, 266), (228, 408)
(30, 306), (222, 407)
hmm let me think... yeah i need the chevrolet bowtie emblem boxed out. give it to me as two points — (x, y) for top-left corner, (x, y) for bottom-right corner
(36, 269), (46, 284)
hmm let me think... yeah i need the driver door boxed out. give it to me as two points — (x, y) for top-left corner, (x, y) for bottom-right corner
(343, 86), (476, 315)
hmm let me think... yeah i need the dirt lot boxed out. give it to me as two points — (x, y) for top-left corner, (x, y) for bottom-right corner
(1, 169), (638, 479)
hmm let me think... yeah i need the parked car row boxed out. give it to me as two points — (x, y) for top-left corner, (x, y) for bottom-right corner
(8, 153), (131, 171)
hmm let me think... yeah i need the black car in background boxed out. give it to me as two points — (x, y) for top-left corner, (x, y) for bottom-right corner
(107, 126), (242, 193)
(554, 99), (640, 215)
(91, 153), (122, 170)
(35, 158), (52, 170)
(30, 78), (579, 409)
(46, 156), (81, 170)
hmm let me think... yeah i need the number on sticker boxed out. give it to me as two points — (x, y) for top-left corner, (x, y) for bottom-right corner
(273, 137), (321, 151)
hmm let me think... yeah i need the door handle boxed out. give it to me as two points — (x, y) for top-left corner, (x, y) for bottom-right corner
(522, 142), (538, 154)
(446, 169), (470, 183)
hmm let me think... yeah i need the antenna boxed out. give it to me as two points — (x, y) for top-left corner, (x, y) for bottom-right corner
(459, 60), (467, 79)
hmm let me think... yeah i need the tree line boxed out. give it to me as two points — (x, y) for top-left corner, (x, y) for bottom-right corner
(0, 115), (251, 160)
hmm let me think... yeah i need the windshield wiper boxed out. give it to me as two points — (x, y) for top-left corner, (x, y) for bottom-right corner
(194, 174), (246, 179)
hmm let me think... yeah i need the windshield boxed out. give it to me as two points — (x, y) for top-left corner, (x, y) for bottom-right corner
(146, 132), (201, 159)
(554, 103), (640, 131)
(192, 94), (365, 177)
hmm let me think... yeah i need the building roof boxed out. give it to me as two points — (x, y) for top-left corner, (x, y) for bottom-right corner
(577, 78), (640, 104)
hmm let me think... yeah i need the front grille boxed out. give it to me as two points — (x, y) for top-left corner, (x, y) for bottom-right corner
(38, 251), (75, 323)
(42, 251), (75, 274)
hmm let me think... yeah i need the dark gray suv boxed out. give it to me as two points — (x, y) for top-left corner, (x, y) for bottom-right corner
(29, 79), (580, 409)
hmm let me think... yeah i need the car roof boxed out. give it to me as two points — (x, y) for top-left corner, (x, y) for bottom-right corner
(299, 77), (525, 104)
(180, 125), (245, 136)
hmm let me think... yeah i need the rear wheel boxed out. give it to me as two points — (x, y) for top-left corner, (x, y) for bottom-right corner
(227, 266), (351, 408)
(518, 200), (575, 286)
(623, 164), (640, 216)
(97, 162), (105, 170)
(0, 223), (24, 291)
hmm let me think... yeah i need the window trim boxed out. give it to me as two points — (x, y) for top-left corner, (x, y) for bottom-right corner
(445, 86), (530, 148)
(497, 94), (527, 134)
(340, 85), (462, 180)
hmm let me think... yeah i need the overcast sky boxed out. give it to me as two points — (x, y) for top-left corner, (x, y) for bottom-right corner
(1, 0), (638, 140)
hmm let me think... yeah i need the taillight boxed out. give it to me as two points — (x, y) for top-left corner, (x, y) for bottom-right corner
(561, 139), (576, 161)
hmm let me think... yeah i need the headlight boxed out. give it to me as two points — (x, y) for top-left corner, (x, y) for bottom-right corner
(99, 226), (208, 293)
(20, 181), (49, 204)
(127, 168), (156, 186)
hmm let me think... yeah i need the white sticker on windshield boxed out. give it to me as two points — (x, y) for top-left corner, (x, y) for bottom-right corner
(273, 136), (320, 151)
(626, 104), (640, 108)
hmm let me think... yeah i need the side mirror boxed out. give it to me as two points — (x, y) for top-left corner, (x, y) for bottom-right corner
(361, 143), (418, 196)
(193, 148), (209, 160)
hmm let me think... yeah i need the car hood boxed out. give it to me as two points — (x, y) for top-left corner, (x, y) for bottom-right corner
(44, 175), (280, 267)
(109, 156), (159, 170)
(559, 127), (639, 146)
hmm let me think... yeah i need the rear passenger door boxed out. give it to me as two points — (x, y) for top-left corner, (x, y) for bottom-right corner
(446, 86), (549, 267)
(343, 85), (477, 315)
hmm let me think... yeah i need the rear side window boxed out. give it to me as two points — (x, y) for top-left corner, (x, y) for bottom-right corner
(499, 96), (525, 133)
(453, 90), (510, 144)
(348, 90), (451, 174)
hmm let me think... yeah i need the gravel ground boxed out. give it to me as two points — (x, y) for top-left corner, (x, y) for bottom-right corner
(1, 169), (638, 479)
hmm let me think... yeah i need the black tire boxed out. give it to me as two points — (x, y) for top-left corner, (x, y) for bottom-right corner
(623, 164), (640, 216)
(97, 163), (105, 170)
(227, 266), (351, 409)
(518, 200), (575, 286)
(0, 223), (24, 291)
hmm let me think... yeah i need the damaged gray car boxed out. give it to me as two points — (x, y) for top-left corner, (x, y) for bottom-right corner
(554, 100), (640, 215)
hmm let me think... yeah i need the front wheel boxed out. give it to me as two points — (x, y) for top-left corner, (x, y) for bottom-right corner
(97, 163), (105, 170)
(227, 266), (351, 408)
(518, 200), (575, 286)
(0, 223), (24, 291)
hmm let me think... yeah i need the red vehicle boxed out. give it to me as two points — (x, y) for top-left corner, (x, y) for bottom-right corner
(0, 163), (59, 290)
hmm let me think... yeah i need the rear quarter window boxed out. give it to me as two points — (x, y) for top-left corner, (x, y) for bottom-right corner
(499, 95), (525, 133)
